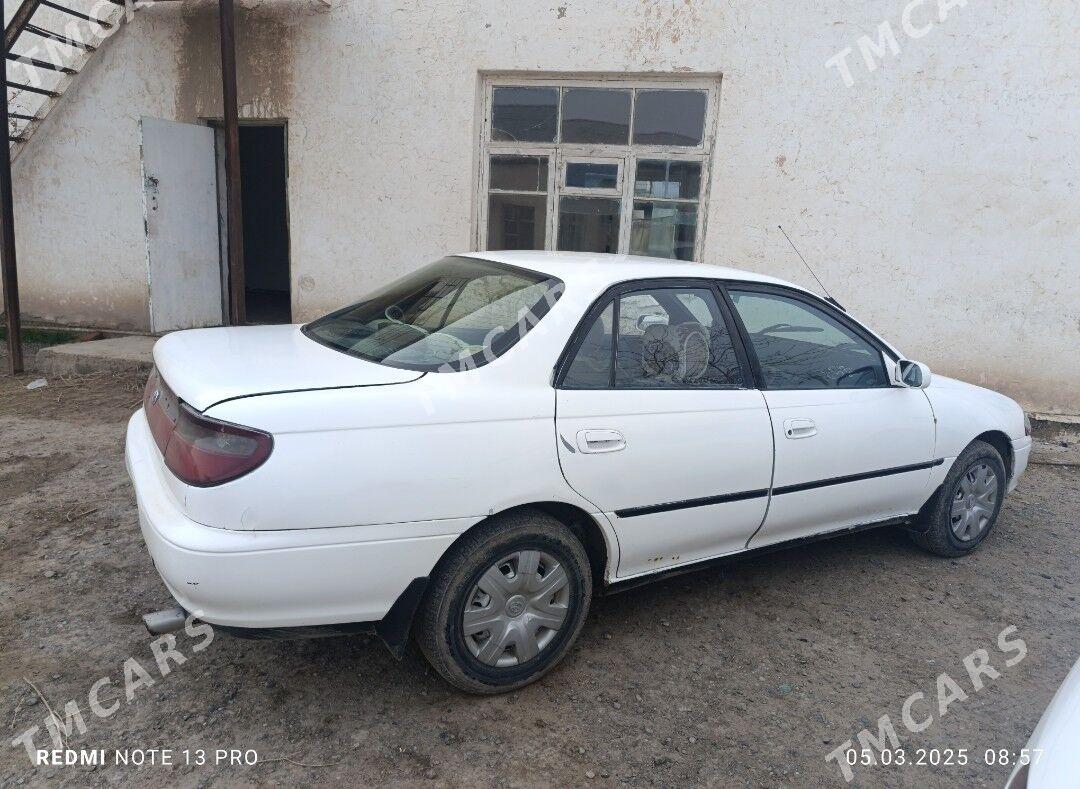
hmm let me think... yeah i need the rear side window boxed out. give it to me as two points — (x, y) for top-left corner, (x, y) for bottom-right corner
(561, 286), (745, 389)
(562, 303), (614, 389)
(728, 290), (887, 389)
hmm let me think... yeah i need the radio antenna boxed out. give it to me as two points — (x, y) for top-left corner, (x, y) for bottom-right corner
(777, 225), (844, 311)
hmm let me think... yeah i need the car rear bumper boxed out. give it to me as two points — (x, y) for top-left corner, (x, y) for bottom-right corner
(125, 409), (460, 629)
(1010, 436), (1032, 492)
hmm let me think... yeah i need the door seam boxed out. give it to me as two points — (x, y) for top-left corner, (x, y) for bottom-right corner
(552, 390), (623, 574)
(744, 389), (776, 548)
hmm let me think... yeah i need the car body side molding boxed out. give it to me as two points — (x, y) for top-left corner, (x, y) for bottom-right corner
(771, 458), (944, 496)
(613, 458), (945, 519)
(613, 488), (770, 519)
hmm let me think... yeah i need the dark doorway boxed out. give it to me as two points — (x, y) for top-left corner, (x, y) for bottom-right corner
(236, 124), (290, 324)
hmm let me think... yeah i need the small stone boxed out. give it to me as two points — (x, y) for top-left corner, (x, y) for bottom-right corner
(777, 683), (793, 696)
(43, 570), (56, 578)
(612, 701), (621, 709)
(586, 771), (596, 779)
(424, 768), (437, 780)
(688, 736), (697, 744)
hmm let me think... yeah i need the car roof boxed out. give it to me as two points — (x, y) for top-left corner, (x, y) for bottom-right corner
(458, 250), (807, 294)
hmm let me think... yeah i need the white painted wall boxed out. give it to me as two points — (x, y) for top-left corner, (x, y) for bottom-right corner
(4, 0), (1078, 413)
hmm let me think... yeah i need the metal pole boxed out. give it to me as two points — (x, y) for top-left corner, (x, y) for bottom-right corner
(219, 0), (245, 325)
(1, 0), (25, 374)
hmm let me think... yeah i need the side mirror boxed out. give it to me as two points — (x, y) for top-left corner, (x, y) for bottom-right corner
(638, 313), (668, 331)
(895, 359), (932, 389)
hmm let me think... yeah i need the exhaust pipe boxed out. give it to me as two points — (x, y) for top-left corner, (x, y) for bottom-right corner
(142, 606), (187, 635)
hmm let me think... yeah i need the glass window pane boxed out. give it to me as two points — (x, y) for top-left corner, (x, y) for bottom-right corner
(488, 193), (547, 250)
(557, 197), (620, 253)
(561, 88), (631, 144)
(565, 162), (618, 190)
(304, 256), (562, 372)
(614, 288), (744, 388)
(728, 291), (888, 389)
(634, 160), (701, 200)
(489, 155), (548, 192)
(563, 302), (614, 389)
(630, 201), (698, 260)
(491, 87), (558, 142)
(632, 90), (707, 146)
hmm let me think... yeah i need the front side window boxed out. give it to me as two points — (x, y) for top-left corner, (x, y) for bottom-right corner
(728, 290), (887, 389)
(304, 257), (563, 372)
(561, 286), (744, 389)
(481, 78), (718, 260)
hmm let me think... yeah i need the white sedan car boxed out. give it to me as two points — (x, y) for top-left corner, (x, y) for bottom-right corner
(126, 251), (1032, 693)
(1006, 657), (1080, 789)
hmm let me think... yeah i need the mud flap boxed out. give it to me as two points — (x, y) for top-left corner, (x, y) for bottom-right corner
(374, 576), (430, 659)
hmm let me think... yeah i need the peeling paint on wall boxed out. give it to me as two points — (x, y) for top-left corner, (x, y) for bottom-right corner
(176, 1), (300, 121)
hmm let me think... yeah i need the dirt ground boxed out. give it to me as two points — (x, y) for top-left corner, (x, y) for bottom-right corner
(1, 366), (1077, 788)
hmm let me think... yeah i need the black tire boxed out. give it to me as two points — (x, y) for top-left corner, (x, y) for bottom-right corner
(911, 440), (1008, 557)
(415, 509), (593, 694)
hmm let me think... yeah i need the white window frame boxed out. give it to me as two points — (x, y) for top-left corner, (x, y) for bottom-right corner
(559, 156), (623, 195)
(475, 74), (722, 261)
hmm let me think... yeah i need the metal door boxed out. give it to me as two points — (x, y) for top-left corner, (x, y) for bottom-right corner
(140, 117), (223, 332)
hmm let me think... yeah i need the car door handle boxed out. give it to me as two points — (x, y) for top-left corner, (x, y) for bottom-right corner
(783, 418), (817, 439)
(577, 429), (626, 453)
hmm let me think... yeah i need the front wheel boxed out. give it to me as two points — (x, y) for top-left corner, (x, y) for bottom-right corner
(911, 439), (1007, 557)
(415, 509), (593, 694)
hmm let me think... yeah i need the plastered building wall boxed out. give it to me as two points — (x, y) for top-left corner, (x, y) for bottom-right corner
(4, 0), (1078, 413)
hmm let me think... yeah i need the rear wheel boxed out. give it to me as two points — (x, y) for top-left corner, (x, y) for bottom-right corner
(415, 509), (592, 694)
(911, 440), (1007, 557)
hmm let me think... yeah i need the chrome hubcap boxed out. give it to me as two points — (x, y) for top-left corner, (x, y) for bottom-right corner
(950, 462), (998, 541)
(462, 550), (570, 667)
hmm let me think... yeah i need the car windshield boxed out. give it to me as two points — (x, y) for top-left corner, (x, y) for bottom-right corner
(303, 256), (564, 372)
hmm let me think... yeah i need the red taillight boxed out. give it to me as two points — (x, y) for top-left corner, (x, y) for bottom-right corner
(142, 368), (273, 486)
(163, 403), (273, 486)
(143, 369), (177, 454)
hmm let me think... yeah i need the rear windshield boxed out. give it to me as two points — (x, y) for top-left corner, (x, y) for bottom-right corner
(303, 256), (564, 372)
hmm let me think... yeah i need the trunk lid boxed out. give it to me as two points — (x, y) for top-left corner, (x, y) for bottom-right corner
(152, 324), (423, 411)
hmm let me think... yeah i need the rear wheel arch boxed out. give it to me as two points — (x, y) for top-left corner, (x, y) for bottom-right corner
(438, 503), (611, 589)
(530, 502), (612, 588)
(415, 506), (595, 692)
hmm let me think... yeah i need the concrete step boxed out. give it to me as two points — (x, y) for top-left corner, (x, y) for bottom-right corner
(1031, 414), (1080, 467)
(36, 336), (156, 378)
